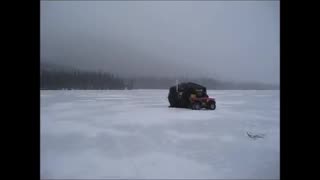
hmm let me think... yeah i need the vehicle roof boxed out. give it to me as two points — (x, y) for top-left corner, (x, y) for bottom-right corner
(170, 82), (206, 90)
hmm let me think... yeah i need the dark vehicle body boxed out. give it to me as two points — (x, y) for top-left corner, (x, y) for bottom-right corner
(168, 82), (216, 110)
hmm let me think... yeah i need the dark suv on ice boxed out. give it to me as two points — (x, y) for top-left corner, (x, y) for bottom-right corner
(168, 82), (216, 110)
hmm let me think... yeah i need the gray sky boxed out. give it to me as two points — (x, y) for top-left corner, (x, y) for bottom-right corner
(41, 1), (279, 84)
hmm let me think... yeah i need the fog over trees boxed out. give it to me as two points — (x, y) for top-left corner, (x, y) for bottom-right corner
(40, 63), (278, 90)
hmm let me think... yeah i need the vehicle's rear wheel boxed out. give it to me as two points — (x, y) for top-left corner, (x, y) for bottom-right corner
(192, 102), (201, 110)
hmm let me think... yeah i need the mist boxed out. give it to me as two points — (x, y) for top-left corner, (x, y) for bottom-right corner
(41, 1), (279, 85)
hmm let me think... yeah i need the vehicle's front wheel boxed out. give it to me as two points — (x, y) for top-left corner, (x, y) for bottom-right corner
(208, 102), (216, 110)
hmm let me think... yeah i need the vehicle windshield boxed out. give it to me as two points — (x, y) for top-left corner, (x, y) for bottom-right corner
(195, 89), (208, 97)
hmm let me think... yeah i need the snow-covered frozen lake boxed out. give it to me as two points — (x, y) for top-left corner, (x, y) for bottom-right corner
(41, 90), (279, 179)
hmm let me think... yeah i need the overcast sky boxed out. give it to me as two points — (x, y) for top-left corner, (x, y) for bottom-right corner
(41, 1), (279, 84)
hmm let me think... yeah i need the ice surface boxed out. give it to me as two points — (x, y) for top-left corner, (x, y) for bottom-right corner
(41, 90), (279, 179)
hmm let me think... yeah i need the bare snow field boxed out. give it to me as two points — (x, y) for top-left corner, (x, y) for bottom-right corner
(41, 90), (279, 179)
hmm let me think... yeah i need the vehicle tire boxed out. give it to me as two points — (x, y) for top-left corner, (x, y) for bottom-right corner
(192, 102), (201, 110)
(208, 102), (216, 110)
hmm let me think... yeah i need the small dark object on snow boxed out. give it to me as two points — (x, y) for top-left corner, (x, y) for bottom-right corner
(247, 132), (265, 140)
(168, 82), (216, 110)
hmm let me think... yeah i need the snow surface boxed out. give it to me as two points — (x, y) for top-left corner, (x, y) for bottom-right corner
(41, 90), (279, 179)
